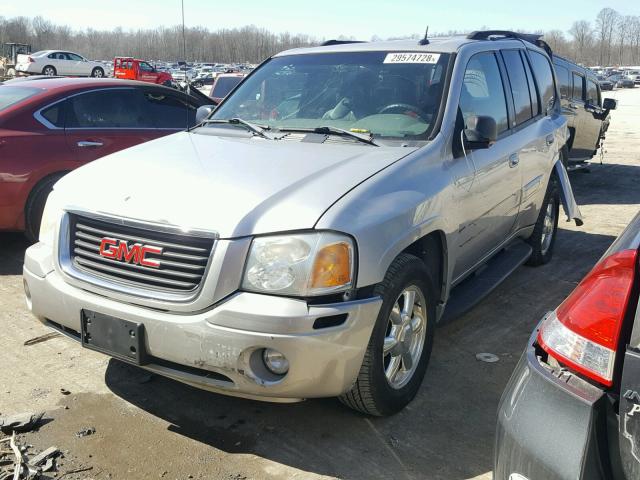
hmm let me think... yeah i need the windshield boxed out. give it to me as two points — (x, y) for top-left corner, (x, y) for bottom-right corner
(0, 86), (40, 112)
(211, 51), (450, 140)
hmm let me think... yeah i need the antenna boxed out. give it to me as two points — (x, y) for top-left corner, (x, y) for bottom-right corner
(181, 0), (189, 130)
(419, 26), (429, 45)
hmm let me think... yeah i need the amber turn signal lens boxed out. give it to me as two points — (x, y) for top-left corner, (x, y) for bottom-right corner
(309, 242), (352, 289)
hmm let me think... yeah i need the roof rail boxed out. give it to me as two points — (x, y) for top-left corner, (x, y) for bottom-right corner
(466, 30), (553, 58)
(320, 40), (366, 46)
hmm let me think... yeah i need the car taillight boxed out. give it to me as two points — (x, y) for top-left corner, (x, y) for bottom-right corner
(538, 249), (638, 386)
(28, 56), (34, 63)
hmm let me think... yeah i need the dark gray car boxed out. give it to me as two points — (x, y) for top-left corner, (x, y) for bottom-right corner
(495, 210), (640, 479)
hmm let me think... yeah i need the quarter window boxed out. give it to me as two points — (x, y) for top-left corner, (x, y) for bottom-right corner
(460, 52), (509, 134)
(572, 73), (584, 101)
(501, 50), (533, 125)
(528, 51), (556, 114)
(40, 103), (64, 128)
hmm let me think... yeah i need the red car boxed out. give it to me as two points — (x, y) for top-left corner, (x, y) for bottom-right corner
(113, 57), (173, 86)
(0, 77), (206, 241)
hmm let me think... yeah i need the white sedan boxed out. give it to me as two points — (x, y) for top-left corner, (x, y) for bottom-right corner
(15, 50), (106, 77)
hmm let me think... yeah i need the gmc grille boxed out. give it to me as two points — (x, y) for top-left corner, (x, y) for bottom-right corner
(68, 214), (215, 293)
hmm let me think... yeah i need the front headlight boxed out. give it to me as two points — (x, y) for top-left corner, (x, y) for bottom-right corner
(242, 232), (354, 296)
(38, 189), (63, 246)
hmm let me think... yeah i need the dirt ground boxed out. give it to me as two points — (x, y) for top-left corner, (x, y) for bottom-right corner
(2, 87), (639, 480)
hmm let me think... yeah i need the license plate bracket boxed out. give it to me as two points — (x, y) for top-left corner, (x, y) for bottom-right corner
(81, 310), (147, 365)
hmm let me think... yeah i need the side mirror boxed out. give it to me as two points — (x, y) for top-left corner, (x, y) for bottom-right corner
(463, 115), (497, 150)
(195, 105), (216, 124)
(603, 98), (617, 110)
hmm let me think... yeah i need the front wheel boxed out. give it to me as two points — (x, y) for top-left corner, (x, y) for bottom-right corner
(91, 67), (104, 78)
(526, 174), (560, 266)
(339, 253), (436, 416)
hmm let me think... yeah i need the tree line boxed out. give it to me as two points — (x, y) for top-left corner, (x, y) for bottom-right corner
(1, 8), (640, 66)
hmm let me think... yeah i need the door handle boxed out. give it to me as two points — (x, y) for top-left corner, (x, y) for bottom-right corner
(508, 153), (519, 168)
(77, 141), (103, 148)
(545, 135), (555, 146)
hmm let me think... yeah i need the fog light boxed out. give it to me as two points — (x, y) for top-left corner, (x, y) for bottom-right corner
(23, 279), (32, 311)
(262, 348), (289, 375)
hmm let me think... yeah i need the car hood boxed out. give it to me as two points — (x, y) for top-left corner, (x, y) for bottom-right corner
(55, 131), (415, 238)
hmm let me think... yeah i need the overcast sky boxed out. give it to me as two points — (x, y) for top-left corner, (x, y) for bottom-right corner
(4, 0), (640, 39)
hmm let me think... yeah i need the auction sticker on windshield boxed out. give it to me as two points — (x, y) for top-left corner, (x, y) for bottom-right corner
(383, 52), (441, 64)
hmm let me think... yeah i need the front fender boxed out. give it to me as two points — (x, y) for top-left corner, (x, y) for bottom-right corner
(554, 160), (583, 226)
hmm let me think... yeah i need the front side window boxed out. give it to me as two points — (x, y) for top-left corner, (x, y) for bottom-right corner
(66, 53), (83, 61)
(212, 51), (451, 140)
(460, 52), (509, 134)
(66, 89), (147, 128)
(141, 91), (196, 128)
(528, 51), (555, 114)
(501, 49), (534, 125)
(139, 62), (154, 72)
(586, 79), (599, 106)
(572, 73), (584, 101)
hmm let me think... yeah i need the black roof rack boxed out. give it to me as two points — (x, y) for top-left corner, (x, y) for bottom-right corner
(320, 40), (366, 46)
(466, 30), (553, 58)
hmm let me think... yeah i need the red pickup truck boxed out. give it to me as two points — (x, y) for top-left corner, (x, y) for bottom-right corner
(113, 57), (173, 86)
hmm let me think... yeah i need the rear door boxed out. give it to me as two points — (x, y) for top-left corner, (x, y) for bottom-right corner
(581, 77), (605, 153)
(50, 52), (72, 75)
(567, 71), (594, 159)
(63, 88), (161, 165)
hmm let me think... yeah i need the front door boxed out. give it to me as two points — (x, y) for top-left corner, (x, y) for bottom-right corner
(567, 71), (595, 159)
(451, 51), (522, 280)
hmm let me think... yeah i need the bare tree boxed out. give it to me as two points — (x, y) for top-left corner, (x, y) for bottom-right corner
(595, 8), (619, 66)
(568, 20), (592, 64)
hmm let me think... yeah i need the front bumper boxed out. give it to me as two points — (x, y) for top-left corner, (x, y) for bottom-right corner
(23, 243), (382, 402)
(495, 318), (608, 480)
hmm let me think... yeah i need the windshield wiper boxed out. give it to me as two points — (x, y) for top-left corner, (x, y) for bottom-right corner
(202, 118), (273, 140)
(276, 126), (378, 146)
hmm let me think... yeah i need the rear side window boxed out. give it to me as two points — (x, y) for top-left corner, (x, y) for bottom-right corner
(528, 51), (556, 114)
(66, 89), (150, 128)
(554, 64), (571, 98)
(501, 50), (533, 126)
(586, 79), (599, 106)
(0, 86), (40, 112)
(140, 91), (196, 128)
(572, 73), (584, 101)
(460, 52), (509, 134)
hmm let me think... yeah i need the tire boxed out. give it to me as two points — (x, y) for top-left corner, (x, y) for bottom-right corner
(91, 67), (104, 78)
(525, 174), (560, 266)
(42, 65), (56, 76)
(339, 253), (436, 416)
(24, 173), (66, 243)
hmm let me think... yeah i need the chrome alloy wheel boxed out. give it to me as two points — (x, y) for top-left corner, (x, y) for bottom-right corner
(540, 202), (556, 255)
(383, 285), (427, 389)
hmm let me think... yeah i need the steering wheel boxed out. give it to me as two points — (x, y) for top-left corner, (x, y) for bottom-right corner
(378, 103), (430, 121)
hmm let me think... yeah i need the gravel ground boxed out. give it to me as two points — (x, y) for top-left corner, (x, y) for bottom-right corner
(1, 87), (639, 480)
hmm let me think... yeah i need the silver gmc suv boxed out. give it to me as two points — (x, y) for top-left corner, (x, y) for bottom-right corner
(23, 31), (582, 416)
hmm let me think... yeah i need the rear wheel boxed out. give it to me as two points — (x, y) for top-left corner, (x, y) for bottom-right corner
(91, 67), (104, 78)
(42, 65), (56, 76)
(339, 253), (436, 416)
(526, 174), (560, 266)
(24, 174), (66, 243)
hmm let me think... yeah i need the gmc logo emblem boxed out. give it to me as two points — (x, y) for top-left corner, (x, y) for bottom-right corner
(98, 237), (163, 268)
